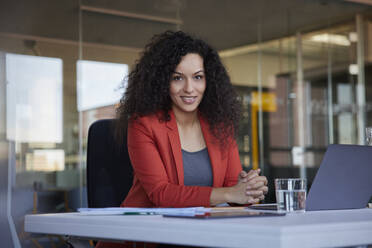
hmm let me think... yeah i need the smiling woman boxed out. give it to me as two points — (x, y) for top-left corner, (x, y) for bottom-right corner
(98, 32), (268, 248)
(114, 30), (268, 210)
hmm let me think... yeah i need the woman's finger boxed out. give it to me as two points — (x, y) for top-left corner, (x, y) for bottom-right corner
(238, 170), (249, 182)
(248, 197), (260, 204)
(240, 169), (260, 183)
(247, 176), (267, 186)
(257, 186), (268, 194)
(263, 176), (268, 186)
(240, 170), (248, 177)
(246, 169), (260, 181)
(245, 190), (263, 197)
(247, 180), (266, 190)
(246, 187), (267, 197)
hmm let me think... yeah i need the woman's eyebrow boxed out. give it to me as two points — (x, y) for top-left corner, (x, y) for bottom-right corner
(193, 70), (204, 75)
(173, 70), (204, 75)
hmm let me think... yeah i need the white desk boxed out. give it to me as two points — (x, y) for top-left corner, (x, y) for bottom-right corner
(25, 208), (372, 248)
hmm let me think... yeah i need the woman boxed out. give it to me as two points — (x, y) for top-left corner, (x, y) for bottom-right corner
(117, 30), (268, 208)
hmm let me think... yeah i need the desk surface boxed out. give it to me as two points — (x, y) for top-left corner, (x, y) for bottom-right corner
(25, 208), (372, 248)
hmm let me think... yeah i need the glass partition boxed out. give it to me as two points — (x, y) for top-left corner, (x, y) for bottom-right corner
(221, 19), (368, 202)
(0, 1), (81, 245)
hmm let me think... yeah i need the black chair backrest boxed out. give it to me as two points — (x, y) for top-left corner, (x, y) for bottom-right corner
(87, 119), (133, 208)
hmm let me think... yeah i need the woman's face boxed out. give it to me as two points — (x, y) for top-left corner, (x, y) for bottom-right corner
(169, 53), (206, 115)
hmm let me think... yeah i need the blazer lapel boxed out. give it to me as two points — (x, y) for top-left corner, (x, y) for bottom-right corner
(199, 114), (222, 187)
(166, 111), (184, 185)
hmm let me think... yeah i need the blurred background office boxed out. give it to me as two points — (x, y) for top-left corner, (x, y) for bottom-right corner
(1, 0), (372, 247)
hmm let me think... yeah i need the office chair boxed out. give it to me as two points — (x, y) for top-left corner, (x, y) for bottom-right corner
(87, 119), (200, 248)
(87, 119), (133, 208)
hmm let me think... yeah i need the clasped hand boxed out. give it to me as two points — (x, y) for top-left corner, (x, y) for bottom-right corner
(230, 169), (268, 205)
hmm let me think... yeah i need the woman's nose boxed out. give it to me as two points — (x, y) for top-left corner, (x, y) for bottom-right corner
(183, 80), (194, 93)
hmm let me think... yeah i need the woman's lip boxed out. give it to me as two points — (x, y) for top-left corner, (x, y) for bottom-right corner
(180, 96), (197, 104)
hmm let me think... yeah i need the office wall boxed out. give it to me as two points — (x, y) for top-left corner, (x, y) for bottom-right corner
(0, 32), (141, 246)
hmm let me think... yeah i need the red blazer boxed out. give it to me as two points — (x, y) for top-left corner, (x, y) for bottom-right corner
(121, 111), (242, 208)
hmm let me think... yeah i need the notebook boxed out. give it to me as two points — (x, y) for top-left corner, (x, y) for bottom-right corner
(306, 144), (372, 211)
(163, 210), (285, 219)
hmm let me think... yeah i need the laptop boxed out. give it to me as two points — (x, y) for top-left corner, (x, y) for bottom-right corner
(306, 144), (372, 211)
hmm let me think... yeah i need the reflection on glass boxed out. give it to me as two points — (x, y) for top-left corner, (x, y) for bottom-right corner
(366, 127), (372, 145)
(6, 53), (63, 143)
(25, 149), (65, 171)
(337, 84), (355, 144)
(77, 60), (128, 111)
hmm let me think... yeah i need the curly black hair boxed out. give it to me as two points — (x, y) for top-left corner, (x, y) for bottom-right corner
(116, 30), (241, 144)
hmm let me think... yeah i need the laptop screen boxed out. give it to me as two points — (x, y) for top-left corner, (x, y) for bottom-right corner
(306, 144), (372, 211)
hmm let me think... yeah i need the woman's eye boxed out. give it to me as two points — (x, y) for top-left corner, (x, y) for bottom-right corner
(195, 75), (203, 80)
(172, 75), (182, 81)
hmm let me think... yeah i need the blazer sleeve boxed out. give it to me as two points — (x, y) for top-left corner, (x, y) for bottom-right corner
(127, 118), (213, 208)
(223, 139), (243, 187)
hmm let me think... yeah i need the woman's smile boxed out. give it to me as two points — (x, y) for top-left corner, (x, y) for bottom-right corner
(180, 96), (197, 104)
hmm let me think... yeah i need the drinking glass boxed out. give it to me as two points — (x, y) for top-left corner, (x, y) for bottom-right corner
(275, 178), (307, 212)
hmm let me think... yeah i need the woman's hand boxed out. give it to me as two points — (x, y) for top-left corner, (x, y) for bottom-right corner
(231, 169), (268, 204)
(238, 169), (260, 183)
(210, 169), (268, 206)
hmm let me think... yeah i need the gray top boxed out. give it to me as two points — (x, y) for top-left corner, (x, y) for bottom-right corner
(182, 148), (213, 187)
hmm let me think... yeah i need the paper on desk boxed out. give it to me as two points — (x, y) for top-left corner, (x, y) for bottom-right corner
(78, 207), (210, 216)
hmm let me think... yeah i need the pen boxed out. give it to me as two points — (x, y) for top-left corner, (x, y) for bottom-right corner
(123, 212), (156, 215)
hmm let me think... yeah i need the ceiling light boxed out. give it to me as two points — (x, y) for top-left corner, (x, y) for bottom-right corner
(349, 64), (358, 75)
(349, 32), (358, 42)
(310, 34), (351, 46)
(343, 0), (372, 6)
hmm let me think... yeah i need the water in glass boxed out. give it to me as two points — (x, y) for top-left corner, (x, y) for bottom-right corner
(276, 189), (306, 212)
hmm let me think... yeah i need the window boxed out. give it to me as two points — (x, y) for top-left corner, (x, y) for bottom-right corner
(77, 60), (128, 111)
(6, 53), (63, 143)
